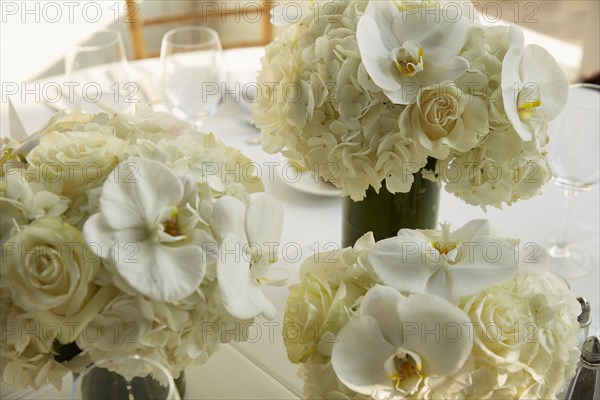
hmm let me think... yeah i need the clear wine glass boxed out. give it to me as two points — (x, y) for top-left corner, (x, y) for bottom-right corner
(70, 355), (181, 400)
(161, 26), (226, 129)
(65, 30), (135, 112)
(547, 83), (600, 279)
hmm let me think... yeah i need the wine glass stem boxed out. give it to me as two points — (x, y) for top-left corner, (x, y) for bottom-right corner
(553, 189), (579, 257)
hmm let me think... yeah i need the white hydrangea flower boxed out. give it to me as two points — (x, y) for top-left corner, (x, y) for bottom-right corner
(0, 172), (70, 241)
(436, 125), (552, 209)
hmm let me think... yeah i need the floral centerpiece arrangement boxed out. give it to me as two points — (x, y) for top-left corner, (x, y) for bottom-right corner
(256, 0), (567, 204)
(283, 220), (581, 399)
(0, 106), (284, 391)
(254, 0), (569, 244)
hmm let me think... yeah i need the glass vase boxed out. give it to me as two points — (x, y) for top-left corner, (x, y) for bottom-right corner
(71, 355), (185, 400)
(342, 169), (440, 247)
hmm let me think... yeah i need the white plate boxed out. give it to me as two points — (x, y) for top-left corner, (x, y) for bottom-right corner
(276, 158), (341, 197)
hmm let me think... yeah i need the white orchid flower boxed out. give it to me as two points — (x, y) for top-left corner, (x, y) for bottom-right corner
(212, 194), (284, 320)
(270, 0), (317, 26)
(369, 220), (518, 302)
(357, 1), (469, 104)
(84, 158), (208, 303)
(501, 24), (569, 141)
(331, 286), (472, 397)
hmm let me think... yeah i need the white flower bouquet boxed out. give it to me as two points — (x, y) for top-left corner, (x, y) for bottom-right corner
(254, 0), (568, 207)
(0, 106), (284, 391)
(283, 220), (581, 399)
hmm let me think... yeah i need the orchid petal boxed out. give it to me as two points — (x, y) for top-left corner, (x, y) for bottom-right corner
(83, 158), (209, 303)
(84, 216), (205, 302)
(369, 235), (433, 293)
(212, 196), (247, 243)
(383, 86), (416, 105)
(356, 15), (400, 91)
(8, 99), (28, 141)
(331, 316), (396, 395)
(392, 14), (468, 64)
(363, 1), (402, 51)
(521, 45), (569, 121)
(453, 219), (490, 243)
(397, 295), (472, 376)
(357, 1), (470, 105)
(360, 286), (406, 346)
(217, 233), (276, 320)
(501, 24), (567, 141)
(83, 214), (148, 258)
(449, 238), (519, 298)
(501, 46), (530, 140)
(99, 158), (183, 229)
(425, 268), (454, 301)
(245, 193), (283, 259)
(121, 239), (204, 302)
(418, 57), (470, 84)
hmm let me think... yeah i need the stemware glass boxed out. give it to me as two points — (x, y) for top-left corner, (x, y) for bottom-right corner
(161, 26), (226, 129)
(547, 83), (600, 279)
(65, 30), (135, 112)
(70, 355), (181, 400)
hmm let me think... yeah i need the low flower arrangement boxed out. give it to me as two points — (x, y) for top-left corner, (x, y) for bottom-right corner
(283, 220), (580, 399)
(254, 0), (568, 207)
(0, 106), (284, 390)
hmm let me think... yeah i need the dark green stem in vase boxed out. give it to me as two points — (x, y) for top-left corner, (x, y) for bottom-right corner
(80, 368), (186, 399)
(342, 163), (440, 247)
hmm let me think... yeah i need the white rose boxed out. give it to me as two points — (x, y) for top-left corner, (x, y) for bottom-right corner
(1, 217), (99, 317)
(284, 261), (360, 364)
(400, 82), (489, 159)
(26, 129), (125, 199)
(459, 271), (580, 399)
(284, 234), (375, 363)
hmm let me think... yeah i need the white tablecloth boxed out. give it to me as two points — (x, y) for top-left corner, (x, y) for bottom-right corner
(1, 45), (598, 399)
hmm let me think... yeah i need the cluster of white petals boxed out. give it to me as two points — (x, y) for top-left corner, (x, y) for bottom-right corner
(1, 105), (283, 390)
(284, 222), (580, 399)
(456, 271), (581, 399)
(254, 0), (567, 206)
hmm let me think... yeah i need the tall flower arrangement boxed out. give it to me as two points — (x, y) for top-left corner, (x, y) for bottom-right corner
(0, 106), (284, 390)
(253, 0), (568, 207)
(283, 221), (581, 399)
